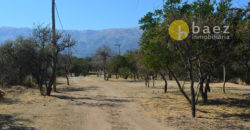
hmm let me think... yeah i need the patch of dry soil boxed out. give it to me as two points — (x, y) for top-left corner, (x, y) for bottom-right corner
(0, 77), (175, 130)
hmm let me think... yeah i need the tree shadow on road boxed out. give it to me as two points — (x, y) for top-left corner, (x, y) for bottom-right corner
(197, 97), (250, 120)
(102, 98), (132, 103)
(75, 102), (121, 107)
(204, 98), (250, 108)
(51, 95), (91, 100)
(52, 95), (133, 103)
(221, 113), (250, 119)
(0, 114), (36, 130)
(52, 94), (133, 108)
(0, 98), (20, 105)
(56, 86), (99, 93)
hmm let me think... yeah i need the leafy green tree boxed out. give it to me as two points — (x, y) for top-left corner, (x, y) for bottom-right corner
(139, 0), (247, 117)
(14, 37), (38, 84)
(107, 55), (128, 79)
(139, 8), (173, 92)
(70, 57), (91, 76)
(124, 51), (138, 80)
(118, 67), (130, 79)
(0, 40), (17, 86)
(0, 37), (38, 87)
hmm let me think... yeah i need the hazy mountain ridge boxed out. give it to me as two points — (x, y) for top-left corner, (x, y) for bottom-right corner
(0, 27), (143, 57)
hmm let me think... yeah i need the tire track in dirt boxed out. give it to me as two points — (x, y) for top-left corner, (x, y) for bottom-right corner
(1, 77), (176, 130)
(73, 77), (175, 130)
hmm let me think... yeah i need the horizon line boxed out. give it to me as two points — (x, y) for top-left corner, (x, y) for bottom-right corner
(0, 26), (141, 31)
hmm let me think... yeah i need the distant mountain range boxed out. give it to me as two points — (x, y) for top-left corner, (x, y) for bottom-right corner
(0, 27), (143, 57)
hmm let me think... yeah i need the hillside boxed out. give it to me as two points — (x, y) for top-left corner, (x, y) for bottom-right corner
(0, 27), (143, 57)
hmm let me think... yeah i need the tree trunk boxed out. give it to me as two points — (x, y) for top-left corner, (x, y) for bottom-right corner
(46, 85), (52, 96)
(145, 75), (149, 88)
(106, 73), (111, 81)
(247, 69), (250, 85)
(39, 84), (42, 95)
(116, 73), (118, 79)
(104, 57), (107, 81)
(104, 72), (106, 80)
(145, 75), (150, 88)
(199, 78), (206, 103)
(223, 65), (226, 94)
(197, 59), (205, 103)
(39, 83), (45, 96)
(191, 81), (196, 117)
(169, 72), (172, 80)
(167, 65), (191, 104)
(104, 70), (107, 81)
(147, 77), (150, 88)
(65, 66), (70, 85)
(66, 75), (69, 85)
(246, 65), (250, 85)
(145, 78), (148, 87)
(152, 74), (155, 88)
(53, 73), (57, 92)
(188, 60), (196, 117)
(190, 84), (196, 117)
(47, 59), (57, 96)
(160, 73), (167, 93)
(51, 56), (57, 93)
(203, 75), (211, 103)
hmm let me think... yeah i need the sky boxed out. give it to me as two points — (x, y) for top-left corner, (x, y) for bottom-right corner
(0, 0), (248, 30)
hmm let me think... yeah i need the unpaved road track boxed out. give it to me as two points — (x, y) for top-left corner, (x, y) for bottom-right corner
(0, 77), (175, 130)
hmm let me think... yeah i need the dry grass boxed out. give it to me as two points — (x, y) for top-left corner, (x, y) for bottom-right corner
(110, 78), (250, 130)
(1, 76), (249, 130)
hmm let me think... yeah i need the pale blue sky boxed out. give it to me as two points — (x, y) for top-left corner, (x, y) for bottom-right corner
(0, 0), (248, 30)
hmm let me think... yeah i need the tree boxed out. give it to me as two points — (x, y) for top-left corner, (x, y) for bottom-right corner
(139, 0), (247, 117)
(233, 12), (250, 84)
(139, 9), (171, 90)
(70, 57), (91, 76)
(33, 25), (75, 96)
(92, 45), (112, 81)
(0, 37), (38, 87)
(57, 54), (73, 85)
(124, 51), (138, 80)
(0, 40), (18, 86)
(32, 25), (53, 95)
(107, 55), (127, 79)
(14, 37), (38, 84)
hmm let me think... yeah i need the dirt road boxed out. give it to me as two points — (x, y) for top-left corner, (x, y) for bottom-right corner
(0, 77), (175, 130)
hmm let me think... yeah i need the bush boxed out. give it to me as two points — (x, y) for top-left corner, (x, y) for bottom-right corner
(119, 67), (130, 79)
(236, 78), (247, 85)
(70, 57), (91, 76)
(0, 89), (5, 98)
(23, 75), (37, 88)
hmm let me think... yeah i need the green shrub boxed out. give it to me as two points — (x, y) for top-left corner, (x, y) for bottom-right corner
(119, 67), (130, 79)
